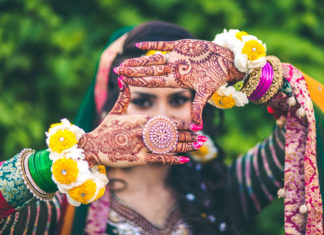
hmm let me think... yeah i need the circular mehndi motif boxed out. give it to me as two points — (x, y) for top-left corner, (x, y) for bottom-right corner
(143, 116), (178, 154)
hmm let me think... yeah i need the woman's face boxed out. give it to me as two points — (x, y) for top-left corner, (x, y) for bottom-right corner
(127, 86), (192, 121)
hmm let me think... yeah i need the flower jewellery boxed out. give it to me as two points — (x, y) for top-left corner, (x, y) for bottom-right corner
(189, 131), (218, 163)
(208, 29), (282, 109)
(46, 118), (109, 206)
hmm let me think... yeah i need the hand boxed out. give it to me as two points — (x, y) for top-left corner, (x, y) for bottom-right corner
(114, 39), (245, 126)
(78, 81), (200, 167)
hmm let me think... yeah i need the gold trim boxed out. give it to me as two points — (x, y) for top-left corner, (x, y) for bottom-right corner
(18, 149), (55, 201)
(241, 66), (262, 97)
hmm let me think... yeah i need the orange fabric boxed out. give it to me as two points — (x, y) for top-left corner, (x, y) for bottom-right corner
(302, 72), (324, 112)
(60, 204), (75, 235)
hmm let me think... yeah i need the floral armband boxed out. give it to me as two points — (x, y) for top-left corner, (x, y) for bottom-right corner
(46, 118), (108, 206)
(208, 29), (283, 109)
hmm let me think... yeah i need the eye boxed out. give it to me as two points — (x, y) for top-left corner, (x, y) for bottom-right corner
(130, 97), (153, 109)
(169, 95), (190, 107)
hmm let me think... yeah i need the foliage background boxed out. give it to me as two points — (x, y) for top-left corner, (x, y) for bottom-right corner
(1, 0), (324, 234)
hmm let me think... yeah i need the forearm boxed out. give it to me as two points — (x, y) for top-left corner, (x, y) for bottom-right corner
(0, 149), (56, 219)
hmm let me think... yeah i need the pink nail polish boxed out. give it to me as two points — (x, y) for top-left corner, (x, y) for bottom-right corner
(135, 43), (140, 48)
(113, 67), (118, 74)
(197, 136), (208, 142)
(190, 124), (203, 131)
(119, 76), (124, 80)
(117, 78), (123, 89)
(193, 142), (204, 150)
(179, 157), (190, 164)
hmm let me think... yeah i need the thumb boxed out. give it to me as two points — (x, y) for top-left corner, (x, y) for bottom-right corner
(191, 92), (210, 127)
(109, 79), (131, 115)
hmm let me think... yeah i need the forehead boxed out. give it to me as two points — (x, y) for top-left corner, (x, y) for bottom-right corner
(129, 86), (191, 96)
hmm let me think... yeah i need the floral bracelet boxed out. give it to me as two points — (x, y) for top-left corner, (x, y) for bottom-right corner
(46, 118), (108, 206)
(209, 29), (273, 109)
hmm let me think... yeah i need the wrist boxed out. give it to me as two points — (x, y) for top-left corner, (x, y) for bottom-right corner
(46, 118), (108, 206)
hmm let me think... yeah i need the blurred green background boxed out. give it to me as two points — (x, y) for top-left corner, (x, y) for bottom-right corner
(1, 0), (324, 234)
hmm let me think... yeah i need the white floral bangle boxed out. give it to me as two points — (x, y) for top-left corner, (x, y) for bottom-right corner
(208, 29), (268, 109)
(46, 118), (109, 206)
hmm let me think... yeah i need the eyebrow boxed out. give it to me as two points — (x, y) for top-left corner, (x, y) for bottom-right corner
(133, 90), (189, 98)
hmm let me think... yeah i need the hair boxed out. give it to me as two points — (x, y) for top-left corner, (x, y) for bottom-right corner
(98, 21), (239, 234)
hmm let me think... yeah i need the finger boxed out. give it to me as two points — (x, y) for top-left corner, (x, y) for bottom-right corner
(171, 119), (192, 131)
(123, 75), (180, 88)
(191, 93), (210, 126)
(115, 64), (171, 77)
(170, 142), (201, 153)
(121, 54), (167, 67)
(178, 132), (198, 142)
(109, 80), (131, 115)
(136, 41), (175, 51)
(144, 154), (190, 165)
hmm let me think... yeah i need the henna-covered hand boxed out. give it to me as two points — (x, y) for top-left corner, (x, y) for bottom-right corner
(114, 39), (245, 126)
(78, 81), (200, 167)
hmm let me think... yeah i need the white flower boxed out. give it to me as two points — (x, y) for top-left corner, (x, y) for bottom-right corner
(51, 159), (91, 192)
(66, 193), (81, 207)
(46, 118), (85, 147)
(213, 29), (267, 73)
(216, 83), (249, 107)
(190, 132), (218, 163)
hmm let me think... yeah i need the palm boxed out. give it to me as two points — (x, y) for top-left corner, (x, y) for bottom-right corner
(78, 81), (197, 167)
(115, 39), (244, 125)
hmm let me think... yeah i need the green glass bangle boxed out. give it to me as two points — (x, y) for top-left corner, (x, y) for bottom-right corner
(29, 151), (48, 192)
(35, 151), (51, 192)
(37, 150), (57, 193)
(28, 150), (57, 193)
(28, 152), (44, 191)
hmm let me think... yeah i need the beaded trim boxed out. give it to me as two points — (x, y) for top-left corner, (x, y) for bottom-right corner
(17, 149), (55, 201)
(241, 66), (262, 97)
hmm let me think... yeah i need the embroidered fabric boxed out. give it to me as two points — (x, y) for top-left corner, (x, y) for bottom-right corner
(106, 192), (191, 235)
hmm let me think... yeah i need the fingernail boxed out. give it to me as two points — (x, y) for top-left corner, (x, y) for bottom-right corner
(113, 67), (118, 74)
(190, 124), (203, 131)
(119, 76), (124, 80)
(135, 42), (140, 48)
(197, 136), (208, 142)
(193, 142), (204, 150)
(179, 157), (190, 164)
(117, 78), (123, 89)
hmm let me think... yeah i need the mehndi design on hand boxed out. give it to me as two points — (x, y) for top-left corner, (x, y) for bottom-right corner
(79, 81), (199, 167)
(114, 39), (245, 126)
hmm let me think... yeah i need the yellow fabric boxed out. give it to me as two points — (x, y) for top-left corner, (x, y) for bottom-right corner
(302, 72), (324, 112)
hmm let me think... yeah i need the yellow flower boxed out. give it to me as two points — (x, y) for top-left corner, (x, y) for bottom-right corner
(210, 93), (236, 109)
(68, 179), (97, 204)
(49, 129), (77, 153)
(52, 158), (79, 184)
(194, 145), (209, 157)
(49, 122), (61, 131)
(235, 31), (249, 41)
(94, 187), (106, 201)
(241, 39), (266, 61)
(97, 165), (106, 175)
(145, 50), (168, 56)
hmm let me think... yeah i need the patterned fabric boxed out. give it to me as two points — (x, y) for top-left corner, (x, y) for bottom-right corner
(227, 126), (285, 223)
(0, 154), (34, 210)
(0, 192), (64, 235)
(94, 34), (128, 113)
(282, 64), (323, 234)
(107, 192), (190, 235)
